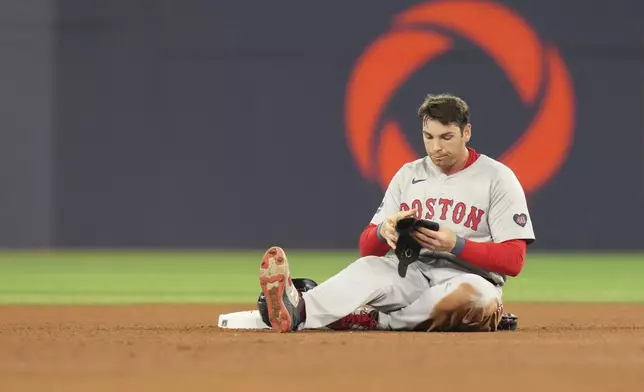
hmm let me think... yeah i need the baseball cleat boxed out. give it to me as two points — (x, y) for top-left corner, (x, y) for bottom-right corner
(259, 246), (305, 332)
(497, 312), (518, 331)
(327, 306), (379, 331)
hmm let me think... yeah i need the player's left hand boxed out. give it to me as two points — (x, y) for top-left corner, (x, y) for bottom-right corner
(411, 225), (457, 253)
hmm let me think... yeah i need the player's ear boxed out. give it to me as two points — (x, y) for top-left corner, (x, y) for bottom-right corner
(462, 124), (472, 143)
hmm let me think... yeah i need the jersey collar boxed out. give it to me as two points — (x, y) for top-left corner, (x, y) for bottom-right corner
(463, 147), (480, 170)
(426, 146), (481, 176)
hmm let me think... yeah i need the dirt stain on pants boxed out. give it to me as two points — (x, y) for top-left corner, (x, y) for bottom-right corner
(416, 282), (501, 332)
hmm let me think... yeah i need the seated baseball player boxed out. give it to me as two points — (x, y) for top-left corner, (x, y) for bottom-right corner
(257, 93), (535, 332)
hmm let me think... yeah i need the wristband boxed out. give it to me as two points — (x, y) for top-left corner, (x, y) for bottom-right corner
(451, 235), (466, 255)
(376, 222), (387, 243)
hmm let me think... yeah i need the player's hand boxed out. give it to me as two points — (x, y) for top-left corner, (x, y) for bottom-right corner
(380, 209), (417, 249)
(411, 225), (457, 253)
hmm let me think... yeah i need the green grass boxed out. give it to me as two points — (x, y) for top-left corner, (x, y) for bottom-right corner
(0, 250), (642, 304)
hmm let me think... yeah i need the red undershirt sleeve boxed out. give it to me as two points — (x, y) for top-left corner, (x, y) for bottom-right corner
(358, 223), (391, 257)
(358, 223), (528, 275)
(456, 239), (527, 277)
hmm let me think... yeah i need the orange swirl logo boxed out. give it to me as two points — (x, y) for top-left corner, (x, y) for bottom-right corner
(345, 0), (576, 194)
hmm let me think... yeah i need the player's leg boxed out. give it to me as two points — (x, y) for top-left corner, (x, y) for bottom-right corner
(258, 246), (429, 332)
(377, 273), (503, 332)
(259, 246), (306, 332)
(299, 253), (429, 330)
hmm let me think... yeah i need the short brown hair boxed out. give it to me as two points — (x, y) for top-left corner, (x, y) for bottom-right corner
(417, 93), (470, 132)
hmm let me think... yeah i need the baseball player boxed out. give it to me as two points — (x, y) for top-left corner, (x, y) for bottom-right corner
(259, 93), (535, 332)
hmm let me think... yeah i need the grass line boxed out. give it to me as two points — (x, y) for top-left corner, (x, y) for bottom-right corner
(0, 251), (642, 304)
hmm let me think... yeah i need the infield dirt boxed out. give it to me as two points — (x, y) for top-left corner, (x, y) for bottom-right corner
(1, 303), (643, 391)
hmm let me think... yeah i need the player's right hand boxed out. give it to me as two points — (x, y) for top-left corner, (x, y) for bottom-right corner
(380, 209), (417, 249)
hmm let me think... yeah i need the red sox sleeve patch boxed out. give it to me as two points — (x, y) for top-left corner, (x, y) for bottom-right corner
(513, 213), (528, 227)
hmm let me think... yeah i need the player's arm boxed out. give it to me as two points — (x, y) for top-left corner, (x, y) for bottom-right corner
(359, 168), (413, 257)
(453, 238), (527, 277)
(360, 209), (418, 256)
(455, 166), (535, 276)
(412, 226), (528, 276)
(359, 223), (390, 257)
(412, 166), (535, 276)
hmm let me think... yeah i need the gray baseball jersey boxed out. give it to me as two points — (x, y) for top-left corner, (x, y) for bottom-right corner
(370, 153), (536, 286)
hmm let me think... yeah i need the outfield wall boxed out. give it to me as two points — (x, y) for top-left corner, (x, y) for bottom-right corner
(1, 0), (643, 250)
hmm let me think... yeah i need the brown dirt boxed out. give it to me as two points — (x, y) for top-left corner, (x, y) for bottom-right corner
(1, 303), (643, 392)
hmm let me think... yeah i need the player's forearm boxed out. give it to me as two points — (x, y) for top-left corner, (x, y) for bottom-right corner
(452, 238), (527, 276)
(358, 224), (391, 257)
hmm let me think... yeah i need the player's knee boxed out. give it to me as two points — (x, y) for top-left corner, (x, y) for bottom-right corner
(428, 281), (501, 332)
(347, 255), (393, 276)
(343, 256), (404, 293)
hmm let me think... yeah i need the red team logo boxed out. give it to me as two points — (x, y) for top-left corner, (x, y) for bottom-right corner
(344, 0), (576, 195)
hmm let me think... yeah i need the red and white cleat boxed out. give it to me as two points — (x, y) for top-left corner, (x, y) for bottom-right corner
(258, 246), (305, 332)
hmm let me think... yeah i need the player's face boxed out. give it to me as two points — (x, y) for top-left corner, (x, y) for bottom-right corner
(422, 118), (471, 171)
